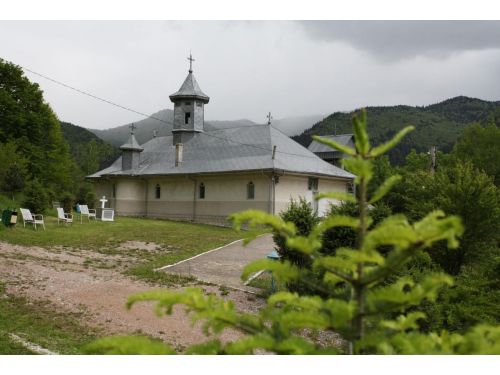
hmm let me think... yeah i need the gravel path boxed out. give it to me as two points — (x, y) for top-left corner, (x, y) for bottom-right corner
(0, 241), (265, 350)
(159, 234), (274, 292)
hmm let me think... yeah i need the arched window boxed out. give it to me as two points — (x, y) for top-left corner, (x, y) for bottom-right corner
(247, 181), (255, 200)
(155, 184), (161, 199)
(199, 182), (205, 199)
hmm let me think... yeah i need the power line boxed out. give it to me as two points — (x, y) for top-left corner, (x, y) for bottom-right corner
(21, 64), (319, 160)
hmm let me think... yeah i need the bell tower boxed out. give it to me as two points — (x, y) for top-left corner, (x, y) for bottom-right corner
(169, 53), (210, 145)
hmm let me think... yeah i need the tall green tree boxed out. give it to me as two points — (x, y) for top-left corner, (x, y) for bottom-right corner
(0, 58), (75, 197)
(453, 123), (500, 186)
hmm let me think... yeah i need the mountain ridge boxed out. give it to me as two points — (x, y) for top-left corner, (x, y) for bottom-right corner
(292, 96), (500, 164)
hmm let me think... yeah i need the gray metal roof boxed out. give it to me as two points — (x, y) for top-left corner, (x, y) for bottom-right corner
(169, 72), (209, 103)
(308, 134), (354, 153)
(89, 125), (354, 180)
(120, 133), (143, 151)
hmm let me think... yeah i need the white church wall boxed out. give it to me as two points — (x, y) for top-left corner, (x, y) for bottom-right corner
(113, 178), (146, 216)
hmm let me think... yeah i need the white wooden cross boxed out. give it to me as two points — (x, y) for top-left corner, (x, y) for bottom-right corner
(100, 196), (108, 209)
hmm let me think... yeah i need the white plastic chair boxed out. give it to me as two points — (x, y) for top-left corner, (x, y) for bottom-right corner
(79, 204), (96, 223)
(20, 208), (45, 231)
(57, 207), (73, 225)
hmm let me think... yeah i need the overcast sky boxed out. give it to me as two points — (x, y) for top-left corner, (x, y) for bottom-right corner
(1, 21), (500, 130)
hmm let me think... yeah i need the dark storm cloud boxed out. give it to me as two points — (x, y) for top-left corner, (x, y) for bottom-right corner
(299, 21), (500, 60)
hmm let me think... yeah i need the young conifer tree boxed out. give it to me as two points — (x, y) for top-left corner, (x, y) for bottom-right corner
(85, 110), (500, 355)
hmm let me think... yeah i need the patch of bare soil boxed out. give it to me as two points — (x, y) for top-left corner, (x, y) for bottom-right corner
(0, 241), (264, 351)
(117, 241), (163, 252)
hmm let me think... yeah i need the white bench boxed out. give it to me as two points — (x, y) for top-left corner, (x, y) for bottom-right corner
(20, 208), (45, 231)
(79, 204), (96, 223)
(57, 207), (73, 225)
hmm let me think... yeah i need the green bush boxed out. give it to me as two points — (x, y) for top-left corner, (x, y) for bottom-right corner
(22, 179), (48, 213)
(273, 197), (319, 268)
(85, 191), (96, 209)
(60, 192), (75, 213)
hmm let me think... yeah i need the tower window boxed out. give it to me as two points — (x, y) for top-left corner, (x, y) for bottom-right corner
(155, 184), (161, 199)
(184, 102), (191, 106)
(199, 183), (205, 199)
(185, 112), (191, 125)
(196, 102), (203, 107)
(247, 181), (255, 200)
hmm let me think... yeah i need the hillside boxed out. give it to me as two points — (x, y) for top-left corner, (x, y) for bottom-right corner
(293, 96), (500, 164)
(60, 122), (120, 174)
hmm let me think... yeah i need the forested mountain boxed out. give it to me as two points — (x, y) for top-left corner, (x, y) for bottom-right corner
(293, 96), (500, 164)
(60, 121), (120, 174)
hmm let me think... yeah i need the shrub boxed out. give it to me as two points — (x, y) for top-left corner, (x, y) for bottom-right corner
(273, 197), (319, 268)
(60, 192), (75, 213)
(22, 179), (48, 213)
(85, 191), (96, 209)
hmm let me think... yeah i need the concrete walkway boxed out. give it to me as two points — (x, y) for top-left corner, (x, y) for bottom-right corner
(159, 234), (274, 291)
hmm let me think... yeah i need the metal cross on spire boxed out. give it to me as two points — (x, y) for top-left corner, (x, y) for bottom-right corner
(266, 112), (273, 125)
(129, 123), (136, 135)
(188, 53), (195, 73)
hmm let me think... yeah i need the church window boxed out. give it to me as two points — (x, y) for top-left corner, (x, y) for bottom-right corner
(112, 184), (116, 198)
(199, 182), (205, 199)
(196, 102), (202, 107)
(308, 177), (318, 191)
(247, 181), (255, 200)
(155, 184), (161, 199)
(185, 112), (191, 124)
(184, 102), (191, 106)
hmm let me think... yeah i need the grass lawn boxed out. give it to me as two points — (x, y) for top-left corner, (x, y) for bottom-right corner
(0, 283), (98, 354)
(0, 214), (246, 285)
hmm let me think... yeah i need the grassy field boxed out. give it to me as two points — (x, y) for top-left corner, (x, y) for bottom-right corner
(0, 283), (98, 354)
(0, 214), (246, 285)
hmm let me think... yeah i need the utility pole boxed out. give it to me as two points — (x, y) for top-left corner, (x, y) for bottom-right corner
(429, 146), (437, 175)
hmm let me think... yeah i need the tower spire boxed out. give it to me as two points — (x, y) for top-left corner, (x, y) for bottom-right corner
(187, 53), (195, 73)
(266, 112), (273, 125)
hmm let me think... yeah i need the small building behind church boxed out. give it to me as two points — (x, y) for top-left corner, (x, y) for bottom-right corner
(88, 59), (355, 225)
(308, 134), (355, 168)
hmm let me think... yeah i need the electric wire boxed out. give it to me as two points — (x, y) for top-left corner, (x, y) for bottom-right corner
(22, 64), (322, 160)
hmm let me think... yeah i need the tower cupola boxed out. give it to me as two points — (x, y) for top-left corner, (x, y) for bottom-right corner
(169, 54), (209, 144)
(120, 123), (143, 170)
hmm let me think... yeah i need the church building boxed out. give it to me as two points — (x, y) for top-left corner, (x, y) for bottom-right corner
(88, 56), (355, 225)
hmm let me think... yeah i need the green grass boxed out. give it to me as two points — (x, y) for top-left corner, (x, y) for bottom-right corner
(0, 283), (98, 354)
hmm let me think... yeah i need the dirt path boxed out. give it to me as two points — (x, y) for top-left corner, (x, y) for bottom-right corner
(160, 234), (274, 291)
(0, 241), (264, 350)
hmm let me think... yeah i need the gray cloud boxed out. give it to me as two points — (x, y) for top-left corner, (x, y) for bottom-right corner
(299, 21), (500, 60)
(0, 21), (499, 130)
